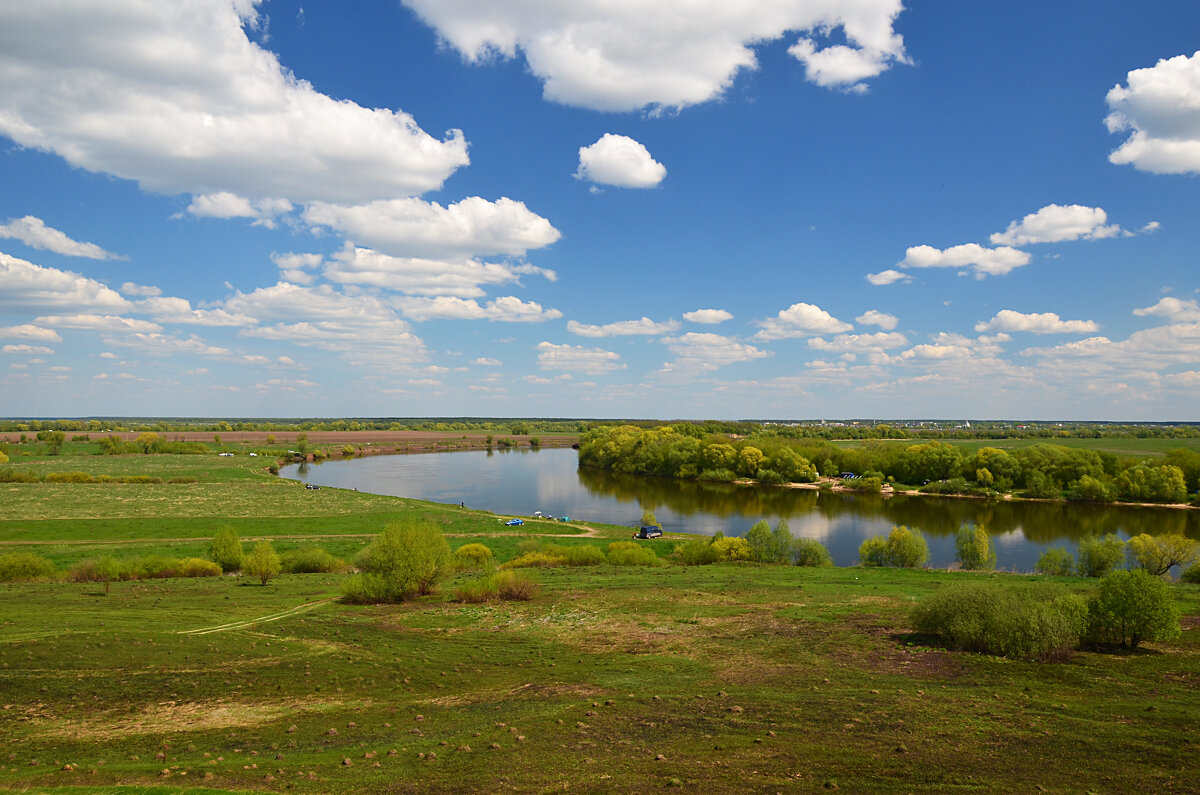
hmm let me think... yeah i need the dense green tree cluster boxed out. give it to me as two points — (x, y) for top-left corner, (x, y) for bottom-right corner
(578, 425), (1197, 505)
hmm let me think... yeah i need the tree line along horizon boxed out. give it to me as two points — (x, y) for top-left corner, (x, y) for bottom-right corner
(577, 425), (1200, 505)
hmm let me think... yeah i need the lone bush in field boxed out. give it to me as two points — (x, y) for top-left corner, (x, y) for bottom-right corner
(859, 536), (889, 567)
(1075, 533), (1125, 578)
(710, 536), (753, 562)
(1036, 547), (1074, 576)
(605, 541), (662, 566)
(1087, 569), (1181, 649)
(175, 557), (222, 577)
(673, 537), (719, 566)
(0, 551), (58, 582)
(955, 524), (996, 570)
(280, 546), (346, 574)
(69, 556), (127, 595)
(244, 541), (282, 585)
(343, 521), (452, 603)
(792, 537), (833, 567)
(453, 543), (494, 570)
(1125, 533), (1199, 576)
(455, 570), (539, 603)
(912, 582), (1088, 661)
(208, 527), (244, 573)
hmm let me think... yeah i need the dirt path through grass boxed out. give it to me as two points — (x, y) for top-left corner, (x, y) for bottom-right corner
(179, 597), (338, 635)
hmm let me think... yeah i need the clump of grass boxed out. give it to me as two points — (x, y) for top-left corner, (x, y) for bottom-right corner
(454, 570), (539, 602)
(503, 551), (566, 569)
(44, 471), (95, 483)
(281, 546), (347, 573)
(0, 551), (58, 582)
(0, 467), (40, 483)
(605, 541), (663, 566)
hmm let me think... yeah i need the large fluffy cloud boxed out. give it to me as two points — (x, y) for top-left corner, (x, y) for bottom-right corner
(0, 1), (468, 204)
(0, 216), (121, 260)
(576, 134), (666, 188)
(1133, 296), (1200, 323)
(901, 243), (1031, 278)
(990, 204), (1123, 246)
(754, 302), (852, 340)
(1106, 51), (1200, 174)
(402, 0), (909, 111)
(322, 245), (554, 299)
(0, 252), (130, 312)
(974, 310), (1099, 335)
(658, 332), (769, 373)
(303, 197), (560, 260)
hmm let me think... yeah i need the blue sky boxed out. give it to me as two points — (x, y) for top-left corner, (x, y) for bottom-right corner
(2, 0), (1199, 420)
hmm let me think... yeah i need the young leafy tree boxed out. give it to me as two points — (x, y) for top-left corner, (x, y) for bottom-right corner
(1075, 533), (1125, 578)
(1087, 569), (1181, 648)
(859, 536), (888, 567)
(343, 521), (452, 602)
(95, 555), (124, 596)
(955, 524), (996, 570)
(640, 509), (661, 529)
(886, 525), (929, 568)
(208, 526), (244, 573)
(1126, 533), (1200, 576)
(745, 520), (776, 563)
(1035, 547), (1074, 576)
(244, 540), (281, 586)
(792, 537), (833, 567)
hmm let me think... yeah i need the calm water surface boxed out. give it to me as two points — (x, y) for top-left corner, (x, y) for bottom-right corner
(280, 447), (1200, 570)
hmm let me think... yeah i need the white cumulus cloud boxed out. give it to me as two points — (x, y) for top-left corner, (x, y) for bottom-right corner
(576, 134), (666, 188)
(402, 0), (908, 111)
(567, 317), (679, 337)
(35, 314), (162, 333)
(0, 216), (121, 260)
(866, 268), (911, 286)
(990, 204), (1123, 246)
(974, 310), (1099, 335)
(3, 344), (55, 355)
(395, 296), (562, 323)
(0, 252), (130, 313)
(658, 332), (769, 373)
(901, 243), (1031, 278)
(855, 310), (898, 330)
(536, 341), (625, 375)
(323, 245), (553, 298)
(1106, 51), (1200, 174)
(1133, 296), (1200, 323)
(0, 324), (61, 342)
(683, 309), (733, 324)
(754, 302), (852, 340)
(0, 1), (469, 205)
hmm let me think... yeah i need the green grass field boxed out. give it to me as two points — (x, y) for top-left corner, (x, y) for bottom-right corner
(0, 446), (1198, 792)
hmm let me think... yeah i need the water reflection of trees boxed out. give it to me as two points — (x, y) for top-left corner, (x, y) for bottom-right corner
(576, 467), (1200, 542)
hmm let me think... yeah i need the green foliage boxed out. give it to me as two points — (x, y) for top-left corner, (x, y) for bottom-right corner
(640, 509), (661, 529)
(0, 449), (7, 465)
(0, 466), (39, 483)
(954, 524), (996, 570)
(175, 557), (223, 577)
(344, 521), (452, 602)
(208, 526), (244, 573)
(1125, 533), (1200, 576)
(912, 581), (1088, 661)
(1087, 569), (1181, 648)
(791, 537), (833, 567)
(858, 536), (888, 567)
(453, 542), (495, 570)
(68, 555), (126, 594)
(1181, 563), (1200, 584)
(1067, 474), (1113, 503)
(887, 525), (929, 568)
(1075, 534), (1125, 578)
(455, 570), (539, 603)
(502, 551), (566, 568)
(280, 546), (347, 573)
(1115, 463), (1187, 504)
(556, 544), (606, 566)
(244, 540), (282, 585)
(605, 541), (663, 566)
(0, 551), (58, 582)
(1035, 547), (1075, 577)
(710, 536), (753, 562)
(673, 537), (719, 566)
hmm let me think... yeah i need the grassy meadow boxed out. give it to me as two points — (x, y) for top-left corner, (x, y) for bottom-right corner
(0, 443), (1198, 793)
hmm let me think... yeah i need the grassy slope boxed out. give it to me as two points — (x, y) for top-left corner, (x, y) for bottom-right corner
(0, 446), (1198, 793)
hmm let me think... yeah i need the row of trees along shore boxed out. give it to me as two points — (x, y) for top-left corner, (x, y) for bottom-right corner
(578, 425), (1200, 505)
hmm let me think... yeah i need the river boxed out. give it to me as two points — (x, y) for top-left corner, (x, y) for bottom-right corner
(279, 447), (1200, 570)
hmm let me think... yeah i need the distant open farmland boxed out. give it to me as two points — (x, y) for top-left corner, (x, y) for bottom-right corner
(0, 429), (579, 447)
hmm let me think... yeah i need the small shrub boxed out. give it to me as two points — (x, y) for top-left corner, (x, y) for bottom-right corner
(1035, 547), (1074, 576)
(502, 551), (566, 569)
(792, 538), (832, 567)
(68, 556), (127, 594)
(697, 468), (736, 482)
(175, 557), (222, 577)
(954, 524), (996, 570)
(166, 476), (198, 484)
(496, 570), (538, 601)
(453, 543), (494, 570)
(858, 536), (888, 567)
(673, 537), (718, 566)
(1076, 533), (1125, 578)
(244, 540), (282, 585)
(1180, 563), (1200, 584)
(0, 467), (39, 483)
(1087, 569), (1181, 648)
(886, 526), (929, 568)
(558, 544), (605, 567)
(0, 551), (58, 582)
(208, 527), (244, 573)
(280, 546), (347, 574)
(605, 541), (662, 566)
(755, 469), (786, 485)
(44, 471), (95, 483)
(136, 555), (182, 579)
(912, 581), (1088, 661)
(454, 574), (499, 603)
(710, 536), (753, 562)
(514, 539), (541, 556)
